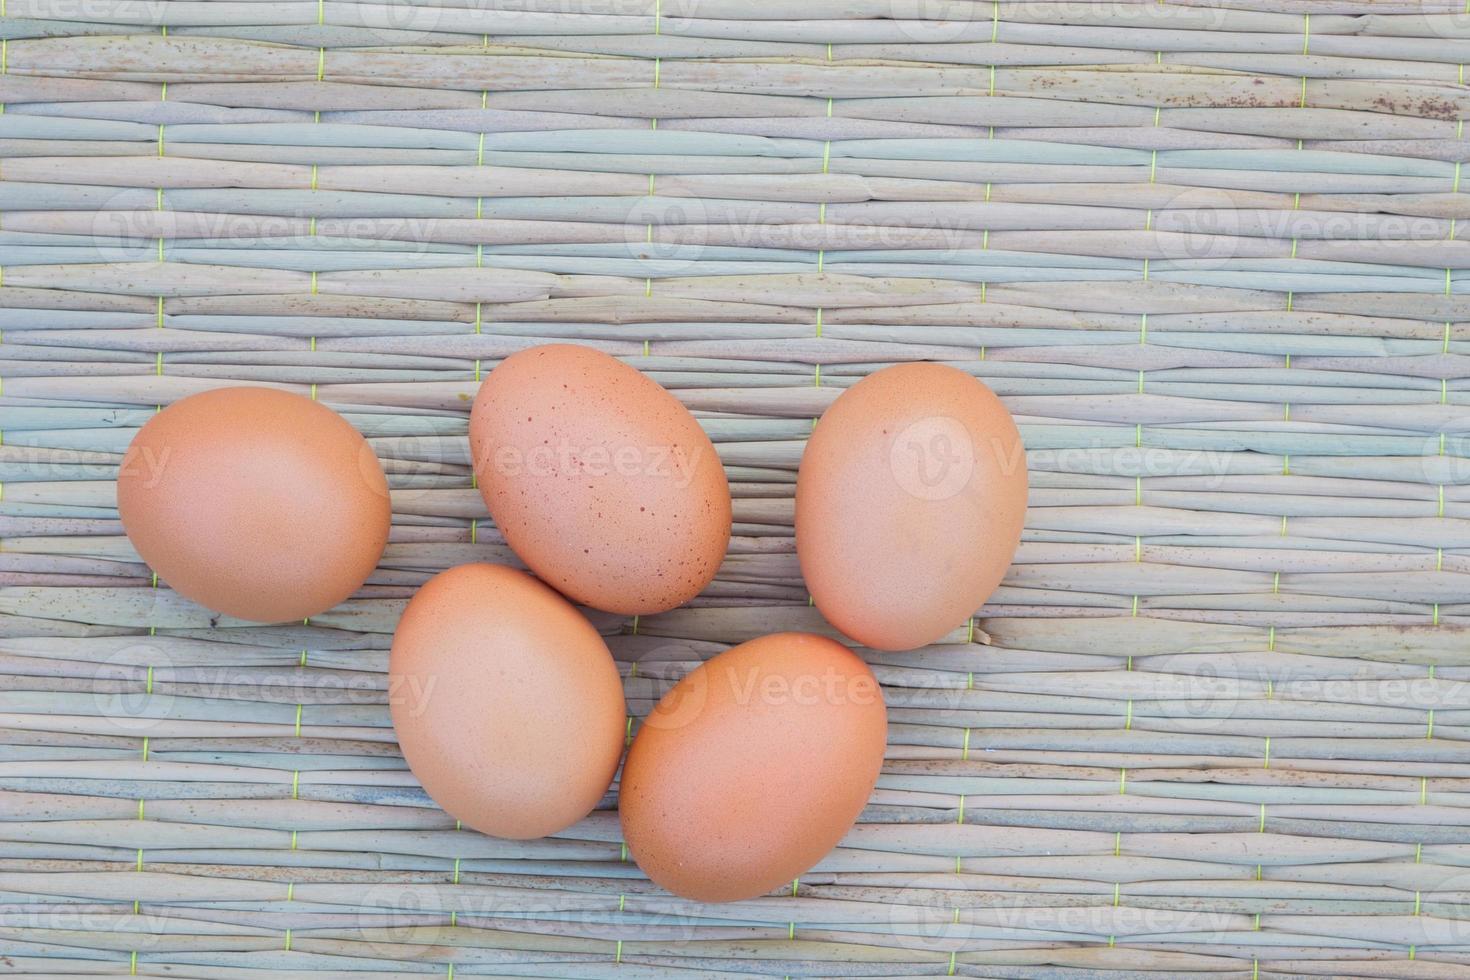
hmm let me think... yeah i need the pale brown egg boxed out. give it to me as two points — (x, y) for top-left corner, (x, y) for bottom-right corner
(619, 632), (887, 903)
(796, 363), (1027, 651)
(389, 563), (626, 839)
(116, 386), (390, 623)
(468, 344), (731, 615)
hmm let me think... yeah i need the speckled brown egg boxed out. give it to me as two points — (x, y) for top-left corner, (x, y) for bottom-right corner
(796, 363), (1027, 651)
(619, 632), (887, 902)
(389, 562), (626, 839)
(468, 344), (731, 615)
(116, 386), (390, 623)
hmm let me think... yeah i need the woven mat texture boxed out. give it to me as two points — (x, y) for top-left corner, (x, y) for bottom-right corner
(4, 1), (1470, 977)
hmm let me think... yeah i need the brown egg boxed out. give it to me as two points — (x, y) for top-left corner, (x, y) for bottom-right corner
(796, 363), (1027, 651)
(469, 344), (731, 615)
(389, 563), (626, 839)
(619, 632), (886, 902)
(116, 386), (390, 623)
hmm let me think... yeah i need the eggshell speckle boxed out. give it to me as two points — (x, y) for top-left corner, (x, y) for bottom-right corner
(619, 632), (886, 902)
(389, 563), (626, 840)
(469, 344), (731, 615)
(116, 386), (390, 623)
(796, 363), (1027, 651)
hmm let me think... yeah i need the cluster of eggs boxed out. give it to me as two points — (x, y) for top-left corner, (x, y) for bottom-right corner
(117, 344), (1027, 903)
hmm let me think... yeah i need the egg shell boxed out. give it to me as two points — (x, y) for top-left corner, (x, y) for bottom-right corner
(796, 363), (1027, 651)
(468, 344), (731, 615)
(619, 632), (886, 903)
(116, 386), (390, 623)
(389, 563), (626, 840)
